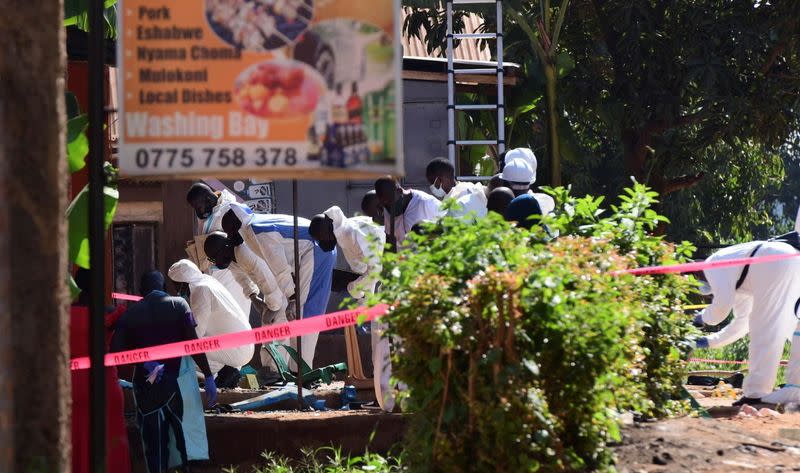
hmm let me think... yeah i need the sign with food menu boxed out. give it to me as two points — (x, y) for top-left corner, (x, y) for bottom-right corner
(117, 0), (402, 179)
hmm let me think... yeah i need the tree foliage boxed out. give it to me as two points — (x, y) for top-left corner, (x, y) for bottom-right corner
(403, 0), (800, 244)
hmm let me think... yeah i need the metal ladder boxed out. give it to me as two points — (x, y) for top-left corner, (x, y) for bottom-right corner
(446, 0), (505, 181)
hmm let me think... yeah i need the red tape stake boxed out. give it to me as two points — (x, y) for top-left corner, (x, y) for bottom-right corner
(612, 251), (800, 276)
(70, 304), (388, 371)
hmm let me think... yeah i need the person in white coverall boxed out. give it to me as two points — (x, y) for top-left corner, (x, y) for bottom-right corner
(694, 240), (800, 405)
(308, 206), (396, 411)
(220, 206), (336, 370)
(374, 176), (442, 246)
(425, 157), (488, 219)
(186, 183), (254, 316)
(168, 259), (255, 378)
(499, 148), (555, 215)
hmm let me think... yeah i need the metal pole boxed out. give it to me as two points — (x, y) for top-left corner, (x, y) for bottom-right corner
(292, 180), (304, 409)
(88, 0), (106, 470)
(496, 0), (506, 155)
(446, 0), (455, 165)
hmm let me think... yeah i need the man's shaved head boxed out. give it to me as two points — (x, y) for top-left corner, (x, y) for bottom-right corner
(309, 214), (336, 252)
(203, 232), (234, 269)
(374, 176), (400, 208)
(186, 182), (218, 219)
(487, 187), (515, 216)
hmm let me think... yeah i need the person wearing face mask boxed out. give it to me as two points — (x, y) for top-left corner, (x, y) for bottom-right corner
(168, 259), (255, 387)
(499, 149), (556, 215)
(425, 157), (488, 219)
(213, 208), (337, 370)
(374, 176), (442, 247)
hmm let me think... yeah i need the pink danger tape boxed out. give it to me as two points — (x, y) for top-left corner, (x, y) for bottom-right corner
(112, 292), (143, 302)
(612, 251), (800, 276)
(689, 357), (788, 366)
(70, 304), (389, 371)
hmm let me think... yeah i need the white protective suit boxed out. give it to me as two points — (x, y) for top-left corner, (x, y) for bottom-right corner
(384, 190), (443, 244)
(231, 206), (336, 369)
(229, 243), (286, 312)
(762, 326), (800, 404)
(168, 259), (255, 375)
(324, 206), (395, 411)
(195, 189), (253, 316)
(447, 183), (488, 220)
(699, 241), (800, 399)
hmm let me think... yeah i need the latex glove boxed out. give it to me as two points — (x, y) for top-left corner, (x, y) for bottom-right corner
(205, 376), (218, 408)
(692, 312), (704, 328)
(261, 297), (288, 326)
(696, 337), (709, 349)
(143, 361), (164, 385)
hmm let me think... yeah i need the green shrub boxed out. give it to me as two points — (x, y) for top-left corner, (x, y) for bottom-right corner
(223, 447), (403, 473)
(372, 183), (697, 472)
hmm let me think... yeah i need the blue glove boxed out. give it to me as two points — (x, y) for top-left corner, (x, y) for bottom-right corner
(693, 312), (704, 328)
(142, 361), (164, 384)
(204, 376), (218, 408)
(696, 337), (709, 349)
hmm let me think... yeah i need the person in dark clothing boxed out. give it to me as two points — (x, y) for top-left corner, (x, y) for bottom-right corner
(111, 271), (217, 473)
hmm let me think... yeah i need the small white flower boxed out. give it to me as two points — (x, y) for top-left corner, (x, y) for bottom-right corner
(391, 267), (401, 278)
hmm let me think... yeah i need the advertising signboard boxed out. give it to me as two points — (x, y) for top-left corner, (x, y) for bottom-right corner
(117, 0), (402, 179)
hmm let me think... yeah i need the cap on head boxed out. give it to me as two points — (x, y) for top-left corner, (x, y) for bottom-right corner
(500, 158), (535, 190)
(504, 148), (537, 180)
(504, 194), (542, 230)
(140, 270), (166, 295)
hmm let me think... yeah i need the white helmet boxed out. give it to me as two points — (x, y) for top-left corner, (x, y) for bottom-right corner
(504, 148), (537, 182)
(499, 158), (535, 190)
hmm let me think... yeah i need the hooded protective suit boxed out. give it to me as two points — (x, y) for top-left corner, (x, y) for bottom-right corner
(231, 206), (336, 369)
(168, 259), (255, 375)
(323, 206), (395, 410)
(384, 189), (442, 244)
(447, 185), (488, 220)
(698, 241), (800, 399)
(762, 327), (800, 404)
(229, 243), (286, 312)
(323, 206), (385, 299)
(195, 188), (253, 316)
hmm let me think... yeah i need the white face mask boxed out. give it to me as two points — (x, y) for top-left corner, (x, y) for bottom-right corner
(429, 184), (447, 199)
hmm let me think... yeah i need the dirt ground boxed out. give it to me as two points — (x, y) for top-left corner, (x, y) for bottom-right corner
(613, 389), (800, 472)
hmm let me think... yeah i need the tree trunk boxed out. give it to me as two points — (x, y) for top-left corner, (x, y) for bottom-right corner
(544, 62), (561, 186)
(0, 0), (70, 471)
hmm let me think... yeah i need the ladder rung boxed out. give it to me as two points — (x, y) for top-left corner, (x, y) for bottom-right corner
(454, 104), (497, 110)
(452, 0), (496, 4)
(452, 33), (497, 39)
(452, 68), (497, 75)
(455, 140), (498, 145)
